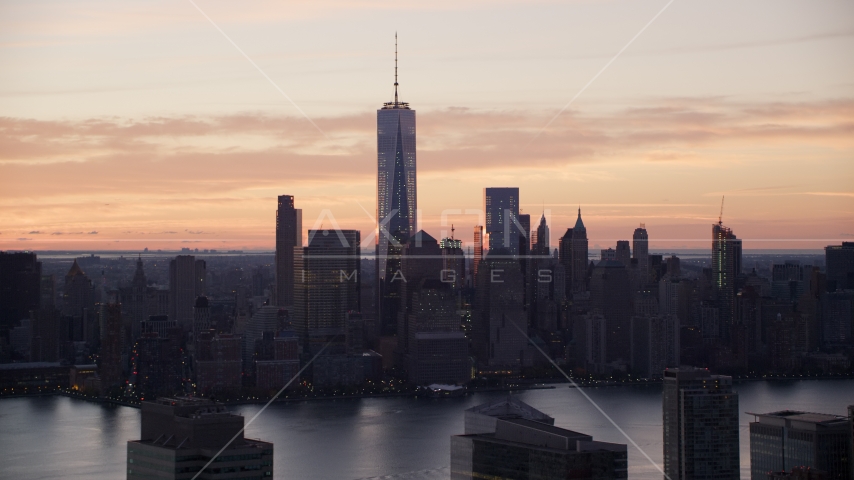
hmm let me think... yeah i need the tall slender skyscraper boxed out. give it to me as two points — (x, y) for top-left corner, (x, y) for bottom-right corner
(473, 225), (484, 279)
(713, 221), (741, 342)
(574, 209), (589, 293)
(633, 224), (649, 282)
(378, 35), (417, 335)
(276, 195), (301, 307)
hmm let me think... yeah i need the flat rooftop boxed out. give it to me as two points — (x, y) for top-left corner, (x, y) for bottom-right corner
(748, 410), (848, 426)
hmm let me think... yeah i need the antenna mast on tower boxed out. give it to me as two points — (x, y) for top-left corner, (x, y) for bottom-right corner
(718, 196), (725, 226)
(394, 32), (399, 104)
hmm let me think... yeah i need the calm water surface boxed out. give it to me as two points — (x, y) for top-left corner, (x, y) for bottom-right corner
(0, 379), (850, 479)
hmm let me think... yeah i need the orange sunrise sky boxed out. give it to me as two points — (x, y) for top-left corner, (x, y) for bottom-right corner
(1, 0), (852, 252)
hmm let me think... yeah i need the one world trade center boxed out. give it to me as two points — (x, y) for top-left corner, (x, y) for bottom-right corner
(377, 34), (416, 335)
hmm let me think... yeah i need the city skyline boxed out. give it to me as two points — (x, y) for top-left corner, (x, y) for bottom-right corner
(2, 1), (853, 251)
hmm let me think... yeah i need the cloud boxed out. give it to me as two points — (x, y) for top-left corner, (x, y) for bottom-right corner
(17, 238), (31, 241)
(88, 231), (98, 234)
(28, 230), (43, 234)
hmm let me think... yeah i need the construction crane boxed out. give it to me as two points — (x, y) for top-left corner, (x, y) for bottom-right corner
(718, 195), (725, 226)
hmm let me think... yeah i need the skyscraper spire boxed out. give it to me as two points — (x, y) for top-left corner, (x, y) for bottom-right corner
(394, 32), (399, 104)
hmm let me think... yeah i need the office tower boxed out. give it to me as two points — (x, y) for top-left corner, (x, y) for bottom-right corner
(572, 312), (607, 373)
(294, 229), (361, 354)
(822, 291), (853, 347)
(132, 331), (183, 399)
(518, 214), (532, 253)
(242, 305), (279, 373)
(473, 252), (530, 374)
(377, 37), (417, 338)
(630, 314), (679, 378)
(192, 296), (210, 349)
(29, 308), (60, 362)
(666, 255), (681, 278)
(615, 240), (631, 266)
(440, 235), (466, 292)
(473, 225), (484, 278)
(126, 397), (273, 479)
(567, 208), (588, 293)
(62, 259), (94, 318)
(713, 221), (742, 342)
(659, 275), (681, 317)
(377, 35), (417, 242)
(772, 261), (807, 302)
(397, 230), (443, 365)
(590, 260), (632, 363)
(100, 303), (124, 396)
(464, 397), (555, 434)
(405, 280), (469, 385)
(484, 187), (521, 252)
(275, 194), (301, 307)
(518, 213), (532, 314)
(749, 410), (851, 480)
(558, 230), (573, 296)
(169, 255), (206, 330)
(0, 251), (42, 334)
(194, 333), (242, 395)
(121, 257), (149, 341)
(531, 213), (550, 255)
(632, 224), (649, 282)
(256, 331), (301, 390)
(452, 407), (628, 480)
(600, 248), (616, 261)
(663, 367), (740, 480)
(826, 242), (854, 291)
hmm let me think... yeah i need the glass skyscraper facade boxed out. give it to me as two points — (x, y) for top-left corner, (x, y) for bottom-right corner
(377, 40), (417, 336)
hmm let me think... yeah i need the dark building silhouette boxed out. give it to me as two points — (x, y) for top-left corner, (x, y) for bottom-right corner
(826, 242), (854, 291)
(590, 260), (632, 364)
(194, 333), (241, 395)
(0, 251), (42, 336)
(99, 303), (124, 395)
(615, 240), (631, 267)
(255, 331), (300, 391)
(396, 230), (442, 368)
(132, 332), (182, 400)
(169, 255), (206, 331)
(127, 397), (273, 479)
(560, 208), (589, 296)
(632, 224), (649, 283)
(294, 229), (360, 354)
(405, 279), (469, 385)
(275, 194), (301, 307)
(62, 259), (94, 319)
(663, 367), (740, 480)
(473, 251), (530, 374)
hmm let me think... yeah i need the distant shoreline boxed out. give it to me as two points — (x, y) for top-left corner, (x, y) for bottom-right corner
(4, 374), (851, 409)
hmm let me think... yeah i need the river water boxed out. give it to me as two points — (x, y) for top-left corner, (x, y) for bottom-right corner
(0, 379), (850, 479)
